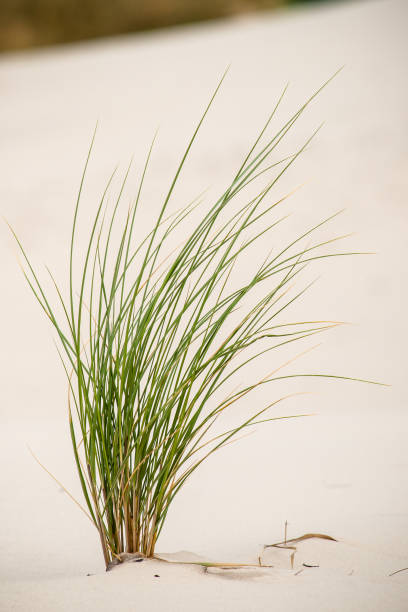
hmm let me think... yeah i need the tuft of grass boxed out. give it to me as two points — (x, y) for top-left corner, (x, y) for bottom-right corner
(10, 71), (375, 568)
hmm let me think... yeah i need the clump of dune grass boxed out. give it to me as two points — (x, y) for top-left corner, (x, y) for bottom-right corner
(10, 71), (373, 568)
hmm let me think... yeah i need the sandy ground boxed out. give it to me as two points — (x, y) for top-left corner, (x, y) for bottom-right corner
(1, 0), (408, 609)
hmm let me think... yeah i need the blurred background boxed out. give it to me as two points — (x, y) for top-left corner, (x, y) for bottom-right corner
(0, 0), (334, 52)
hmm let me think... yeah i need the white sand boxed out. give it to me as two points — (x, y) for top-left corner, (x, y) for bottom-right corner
(1, 0), (408, 609)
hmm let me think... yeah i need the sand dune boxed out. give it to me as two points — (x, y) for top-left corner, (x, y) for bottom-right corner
(1, 0), (407, 609)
